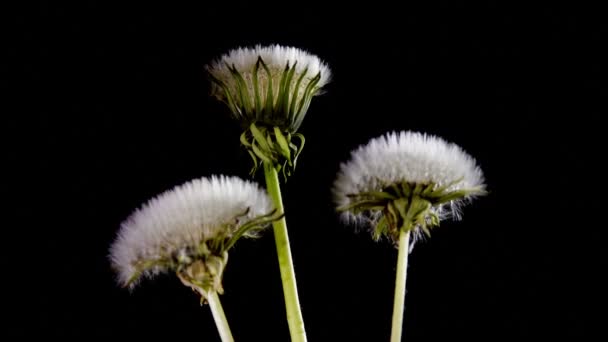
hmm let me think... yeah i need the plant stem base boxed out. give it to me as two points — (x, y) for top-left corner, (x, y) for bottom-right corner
(391, 229), (411, 342)
(206, 290), (234, 342)
(264, 163), (307, 342)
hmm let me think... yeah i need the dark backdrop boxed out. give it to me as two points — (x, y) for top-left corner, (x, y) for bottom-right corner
(5, 1), (605, 340)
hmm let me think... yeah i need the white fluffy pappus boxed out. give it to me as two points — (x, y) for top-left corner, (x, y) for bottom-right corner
(333, 131), (485, 225)
(207, 44), (331, 90)
(206, 44), (331, 132)
(109, 175), (273, 286)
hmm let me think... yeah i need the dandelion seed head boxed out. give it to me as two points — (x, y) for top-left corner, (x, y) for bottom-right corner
(207, 44), (331, 92)
(109, 175), (273, 287)
(206, 44), (331, 133)
(333, 131), (485, 237)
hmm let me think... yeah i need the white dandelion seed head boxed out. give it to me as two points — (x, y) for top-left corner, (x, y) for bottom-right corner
(333, 131), (485, 224)
(207, 44), (331, 90)
(206, 44), (331, 132)
(109, 175), (273, 287)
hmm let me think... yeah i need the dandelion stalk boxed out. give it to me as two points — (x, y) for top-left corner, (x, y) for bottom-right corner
(391, 229), (410, 342)
(110, 176), (278, 341)
(264, 162), (307, 342)
(206, 290), (235, 342)
(333, 131), (487, 341)
(207, 45), (331, 341)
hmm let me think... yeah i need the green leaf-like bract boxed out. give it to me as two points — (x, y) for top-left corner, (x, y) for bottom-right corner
(338, 181), (485, 243)
(240, 122), (306, 179)
(210, 57), (324, 134)
(125, 208), (283, 298)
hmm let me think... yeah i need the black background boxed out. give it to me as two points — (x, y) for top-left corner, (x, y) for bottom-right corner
(5, 1), (606, 340)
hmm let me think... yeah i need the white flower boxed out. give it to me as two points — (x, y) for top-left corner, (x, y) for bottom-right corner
(333, 131), (485, 241)
(109, 175), (275, 288)
(206, 44), (332, 175)
(207, 44), (331, 132)
(207, 44), (332, 95)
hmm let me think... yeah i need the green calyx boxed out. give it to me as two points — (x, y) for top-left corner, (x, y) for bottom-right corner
(338, 180), (486, 243)
(240, 122), (305, 179)
(209, 57), (323, 133)
(177, 250), (229, 302)
(124, 208), (284, 299)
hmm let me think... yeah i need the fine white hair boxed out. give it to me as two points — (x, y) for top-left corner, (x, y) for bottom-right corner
(109, 175), (273, 286)
(206, 44), (331, 127)
(333, 131), (485, 225)
(207, 44), (332, 88)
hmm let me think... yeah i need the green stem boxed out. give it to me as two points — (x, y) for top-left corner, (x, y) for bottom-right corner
(207, 290), (235, 342)
(263, 162), (307, 342)
(390, 229), (411, 342)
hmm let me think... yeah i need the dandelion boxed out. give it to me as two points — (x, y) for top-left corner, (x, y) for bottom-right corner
(205, 45), (332, 342)
(109, 175), (280, 342)
(207, 44), (331, 176)
(333, 131), (486, 342)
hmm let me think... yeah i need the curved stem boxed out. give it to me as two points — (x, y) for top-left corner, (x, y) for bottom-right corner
(207, 291), (235, 342)
(391, 229), (411, 342)
(263, 163), (307, 342)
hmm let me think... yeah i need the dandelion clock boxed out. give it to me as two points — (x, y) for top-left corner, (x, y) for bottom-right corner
(207, 44), (331, 176)
(206, 45), (332, 342)
(109, 176), (280, 342)
(333, 131), (486, 341)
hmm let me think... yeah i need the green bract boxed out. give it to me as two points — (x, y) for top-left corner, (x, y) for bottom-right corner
(338, 180), (485, 242)
(125, 208), (282, 300)
(209, 58), (322, 132)
(240, 122), (305, 179)
(209, 53), (328, 177)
